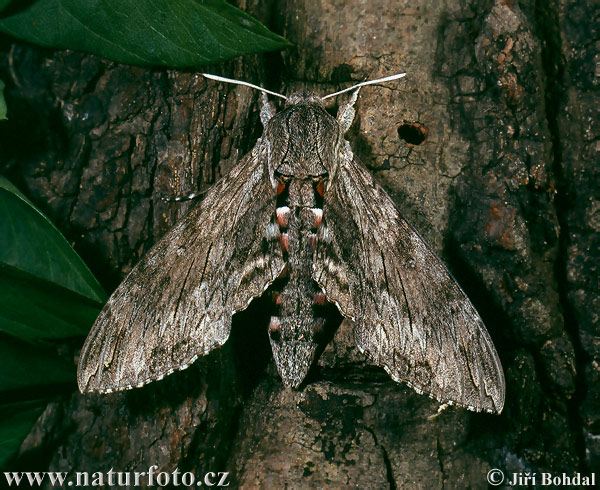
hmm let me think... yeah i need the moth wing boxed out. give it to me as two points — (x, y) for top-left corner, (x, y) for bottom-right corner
(313, 156), (505, 413)
(78, 146), (284, 393)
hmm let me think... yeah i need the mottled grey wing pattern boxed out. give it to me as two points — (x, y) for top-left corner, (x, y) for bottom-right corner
(78, 146), (285, 393)
(314, 155), (505, 413)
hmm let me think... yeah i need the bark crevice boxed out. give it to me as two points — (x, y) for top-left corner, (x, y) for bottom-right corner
(535, 0), (589, 472)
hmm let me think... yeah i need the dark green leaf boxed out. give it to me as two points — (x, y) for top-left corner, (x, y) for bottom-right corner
(0, 400), (48, 469)
(0, 0), (12, 15)
(0, 0), (290, 67)
(0, 334), (75, 392)
(0, 79), (6, 120)
(0, 179), (102, 469)
(0, 264), (101, 341)
(0, 177), (106, 304)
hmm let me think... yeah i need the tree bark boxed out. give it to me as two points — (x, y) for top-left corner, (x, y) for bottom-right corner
(2, 0), (598, 487)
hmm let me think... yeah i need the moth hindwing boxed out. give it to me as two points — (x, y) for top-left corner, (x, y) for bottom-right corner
(78, 74), (505, 414)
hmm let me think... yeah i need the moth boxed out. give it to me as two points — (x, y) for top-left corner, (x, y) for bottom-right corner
(78, 73), (505, 414)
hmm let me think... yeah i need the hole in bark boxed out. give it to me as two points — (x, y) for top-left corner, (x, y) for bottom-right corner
(397, 123), (428, 145)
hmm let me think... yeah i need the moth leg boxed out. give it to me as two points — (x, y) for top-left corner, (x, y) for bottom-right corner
(260, 92), (277, 126)
(336, 89), (360, 133)
(160, 190), (207, 203)
(427, 403), (451, 420)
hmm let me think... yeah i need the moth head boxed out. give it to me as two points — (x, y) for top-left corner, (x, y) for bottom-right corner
(285, 92), (323, 107)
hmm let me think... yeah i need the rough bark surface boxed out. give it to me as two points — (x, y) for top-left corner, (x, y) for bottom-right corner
(1, 0), (597, 487)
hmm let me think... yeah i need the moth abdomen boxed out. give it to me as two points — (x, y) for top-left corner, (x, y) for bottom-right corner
(267, 173), (335, 387)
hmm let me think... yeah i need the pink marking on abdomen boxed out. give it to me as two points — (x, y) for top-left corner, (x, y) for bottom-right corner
(313, 293), (327, 305)
(276, 206), (290, 227)
(280, 232), (290, 251)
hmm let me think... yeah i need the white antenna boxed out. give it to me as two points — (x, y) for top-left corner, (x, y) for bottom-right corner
(202, 73), (287, 100)
(202, 72), (406, 101)
(321, 73), (406, 100)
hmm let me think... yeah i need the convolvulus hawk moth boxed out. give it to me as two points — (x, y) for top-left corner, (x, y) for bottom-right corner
(78, 73), (505, 414)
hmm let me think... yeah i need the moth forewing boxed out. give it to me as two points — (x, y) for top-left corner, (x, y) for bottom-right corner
(313, 157), (505, 413)
(314, 83), (504, 413)
(77, 147), (285, 393)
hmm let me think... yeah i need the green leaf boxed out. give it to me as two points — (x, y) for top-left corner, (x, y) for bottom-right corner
(0, 0), (290, 67)
(0, 400), (47, 469)
(0, 176), (106, 304)
(0, 322), (80, 468)
(0, 79), (6, 120)
(0, 0), (13, 15)
(0, 334), (75, 392)
(0, 179), (103, 468)
(0, 264), (101, 341)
